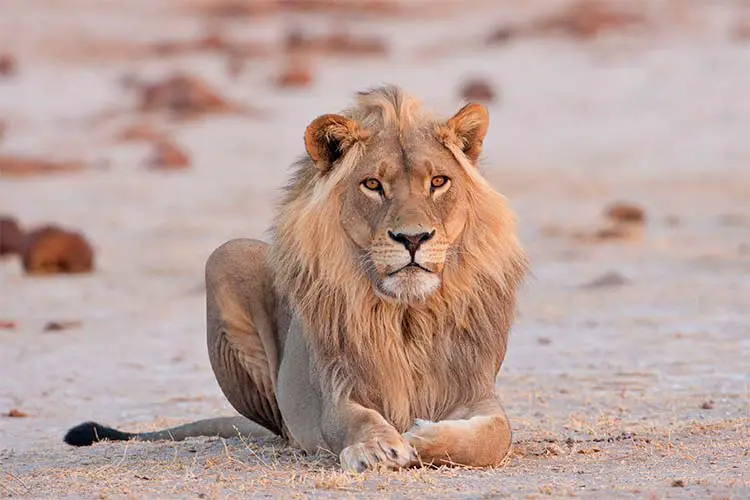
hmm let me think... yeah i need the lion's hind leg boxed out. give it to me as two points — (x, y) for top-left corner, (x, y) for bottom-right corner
(206, 238), (284, 437)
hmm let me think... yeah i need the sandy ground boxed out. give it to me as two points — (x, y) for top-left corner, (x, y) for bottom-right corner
(1, 0), (749, 498)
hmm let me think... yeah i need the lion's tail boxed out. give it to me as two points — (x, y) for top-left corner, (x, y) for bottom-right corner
(63, 416), (275, 447)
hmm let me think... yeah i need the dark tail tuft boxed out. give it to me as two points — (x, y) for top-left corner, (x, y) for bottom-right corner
(64, 421), (134, 447)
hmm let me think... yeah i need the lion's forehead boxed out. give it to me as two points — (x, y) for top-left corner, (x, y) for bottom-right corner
(352, 133), (462, 182)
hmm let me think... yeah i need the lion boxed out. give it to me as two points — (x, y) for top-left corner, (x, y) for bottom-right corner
(64, 85), (528, 472)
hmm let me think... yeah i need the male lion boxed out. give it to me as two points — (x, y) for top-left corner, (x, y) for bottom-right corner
(64, 85), (528, 472)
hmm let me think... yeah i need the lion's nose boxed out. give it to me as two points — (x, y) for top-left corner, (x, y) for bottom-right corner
(388, 229), (436, 255)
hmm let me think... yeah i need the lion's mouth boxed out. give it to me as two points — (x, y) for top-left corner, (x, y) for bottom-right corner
(388, 262), (432, 276)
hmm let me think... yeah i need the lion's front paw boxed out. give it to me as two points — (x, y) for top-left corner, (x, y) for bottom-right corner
(339, 433), (418, 473)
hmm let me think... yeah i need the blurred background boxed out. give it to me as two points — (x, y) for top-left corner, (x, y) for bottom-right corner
(1, 0), (749, 497)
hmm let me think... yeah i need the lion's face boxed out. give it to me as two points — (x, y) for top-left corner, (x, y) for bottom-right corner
(301, 94), (490, 305)
(339, 138), (470, 303)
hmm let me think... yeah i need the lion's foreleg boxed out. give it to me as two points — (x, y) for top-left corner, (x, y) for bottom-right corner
(322, 399), (418, 472)
(403, 397), (512, 468)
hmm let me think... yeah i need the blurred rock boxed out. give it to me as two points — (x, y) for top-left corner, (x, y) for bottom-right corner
(138, 74), (235, 118)
(276, 60), (314, 88)
(605, 202), (646, 224)
(201, 1), (402, 18)
(580, 271), (631, 288)
(487, 1), (648, 44)
(44, 320), (83, 332)
(119, 123), (165, 143)
(0, 53), (17, 77)
(530, 1), (648, 39)
(0, 216), (25, 256)
(0, 156), (85, 178)
(200, 1), (278, 18)
(486, 26), (520, 45)
(699, 400), (715, 410)
(281, 0), (401, 16)
(22, 226), (95, 275)
(284, 28), (387, 57)
(574, 224), (643, 243)
(146, 140), (191, 170)
(459, 78), (498, 103)
(6, 409), (29, 418)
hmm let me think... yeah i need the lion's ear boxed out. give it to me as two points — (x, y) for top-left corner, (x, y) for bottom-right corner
(304, 114), (367, 172)
(441, 103), (489, 165)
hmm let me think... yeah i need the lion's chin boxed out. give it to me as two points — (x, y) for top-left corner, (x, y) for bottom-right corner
(377, 269), (441, 304)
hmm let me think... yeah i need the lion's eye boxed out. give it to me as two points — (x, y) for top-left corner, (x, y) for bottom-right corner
(362, 178), (383, 192)
(431, 176), (449, 189)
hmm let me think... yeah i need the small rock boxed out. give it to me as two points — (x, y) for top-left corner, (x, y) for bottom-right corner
(580, 271), (630, 289)
(486, 26), (520, 45)
(575, 225), (642, 243)
(138, 73), (234, 118)
(671, 479), (685, 488)
(605, 202), (646, 224)
(537, 337), (552, 345)
(459, 78), (498, 103)
(44, 320), (83, 332)
(284, 28), (387, 57)
(0, 156), (85, 178)
(119, 123), (164, 143)
(699, 400), (715, 410)
(6, 408), (29, 418)
(1, 216), (25, 256)
(276, 60), (314, 88)
(22, 225), (95, 275)
(146, 140), (191, 170)
(530, 1), (648, 39)
(0, 53), (17, 77)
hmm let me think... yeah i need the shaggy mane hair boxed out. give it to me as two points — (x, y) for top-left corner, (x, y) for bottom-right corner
(268, 86), (528, 432)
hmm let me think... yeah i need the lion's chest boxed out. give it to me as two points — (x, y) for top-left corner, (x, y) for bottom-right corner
(355, 331), (500, 431)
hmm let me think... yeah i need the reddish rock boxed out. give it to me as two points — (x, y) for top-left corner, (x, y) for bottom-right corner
(0, 53), (17, 77)
(604, 202), (646, 224)
(459, 78), (498, 103)
(0, 156), (84, 178)
(284, 28), (387, 57)
(276, 60), (314, 88)
(138, 74), (234, 117)
(44, 320), (83, 332)
(119, 123), (164, 143)
(530, 1), (648, 39)
(146, 140), (191, 170)
(22, 226), (95, 275)
(0, 216), (25, 256)
(6, 408), (29, 418)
